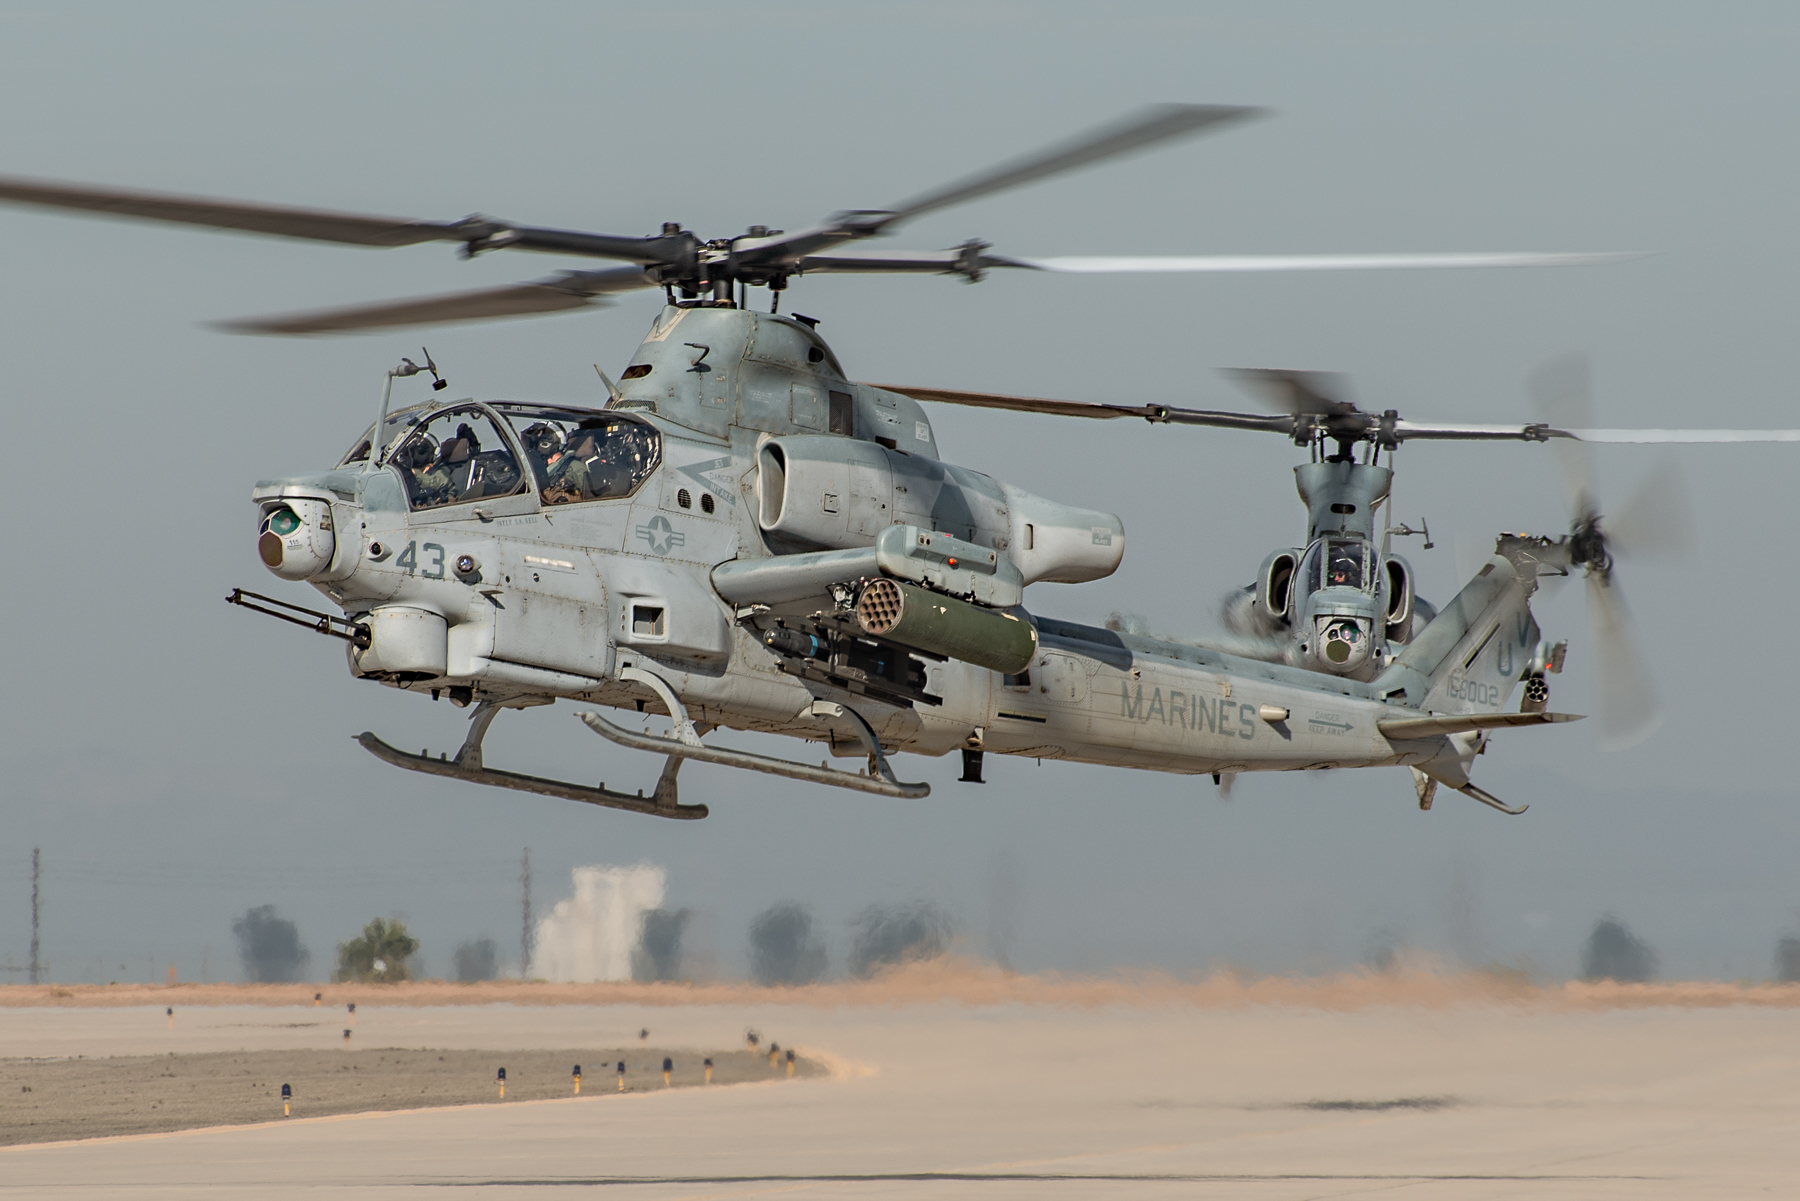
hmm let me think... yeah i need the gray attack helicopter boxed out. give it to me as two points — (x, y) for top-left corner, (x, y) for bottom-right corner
(5, 104), (1788, 819)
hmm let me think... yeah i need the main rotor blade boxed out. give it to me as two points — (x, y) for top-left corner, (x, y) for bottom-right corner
(1390, 421), (1554, 441)
(871, 384), (1296, 433)
(1559, 428), (1800, 442)
(796, 250), (978, 274)
(217, 267), (655, 335)
(1002, 251), (1645, 273)
(881, 380), (1800, 452)
(0, 174), (691, 266)
(0, 173), (464, 246)
(743, 104), (1261, 266)
(884, 104), (1262, 227)
(1224, 368), (1353, 416)
(793, 248), (1644, 285)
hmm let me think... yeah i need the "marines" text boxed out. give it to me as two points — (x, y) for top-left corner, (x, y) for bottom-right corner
(1121, 684), (1255, 740)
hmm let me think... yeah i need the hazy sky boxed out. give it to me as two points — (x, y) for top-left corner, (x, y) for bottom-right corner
(4, 2), (1798, 985)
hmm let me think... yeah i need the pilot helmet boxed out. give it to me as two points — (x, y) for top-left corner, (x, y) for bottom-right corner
(397, 435), (437, 468)
(521, 423), (563, 457)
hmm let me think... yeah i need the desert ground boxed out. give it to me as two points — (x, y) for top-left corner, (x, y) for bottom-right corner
(2, 967), (1797, 1198)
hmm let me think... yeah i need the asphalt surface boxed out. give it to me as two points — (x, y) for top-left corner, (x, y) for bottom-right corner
(1, 1045), (815, 1145)
(1, 995), (1795, 1198)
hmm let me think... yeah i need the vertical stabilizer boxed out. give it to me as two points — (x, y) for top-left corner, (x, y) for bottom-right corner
(1372, 556), (1539, 713)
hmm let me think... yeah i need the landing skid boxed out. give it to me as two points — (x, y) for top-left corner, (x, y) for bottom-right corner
(358, 662), (930, 815)
(578, 664), (931, 800)
(1455, 782), (1528, 816)
(1410, 766), (1527, 815)
(357, 699), (708, 820)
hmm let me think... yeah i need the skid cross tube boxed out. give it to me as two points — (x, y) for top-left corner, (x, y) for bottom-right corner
(580, 664), (930, 799)
(357, 699), (708, 819)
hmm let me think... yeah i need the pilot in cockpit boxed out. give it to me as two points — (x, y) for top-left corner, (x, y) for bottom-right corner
(397, 435), (447, 504)
(520, 422), (564, 474)
(553, 430), (601, 496)
(418, 424), (476, 503)
(1326, 540), (1365, 589)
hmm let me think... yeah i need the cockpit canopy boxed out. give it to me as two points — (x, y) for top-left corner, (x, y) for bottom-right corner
(504, 405), (660, 505)
(1298, 536), (1372, 595)
(338, 401), (661, 510)
(389, 406), (524, 510)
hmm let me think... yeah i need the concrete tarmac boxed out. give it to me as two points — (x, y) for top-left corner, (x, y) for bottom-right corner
(2, 994), (1796, 1198)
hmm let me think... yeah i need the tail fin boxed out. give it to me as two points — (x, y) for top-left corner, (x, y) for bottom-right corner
(1372, 556), (1539, 712)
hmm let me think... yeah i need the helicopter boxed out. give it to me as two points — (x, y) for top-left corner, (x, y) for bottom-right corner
(883, 353), (1800, 784)
(3, 104), (1788, 819)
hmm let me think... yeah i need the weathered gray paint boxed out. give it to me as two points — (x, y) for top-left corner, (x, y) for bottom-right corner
(249, 306), (1556, 809)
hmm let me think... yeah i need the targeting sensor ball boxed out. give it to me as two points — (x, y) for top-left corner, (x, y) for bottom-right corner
(257, 499), (335, 580)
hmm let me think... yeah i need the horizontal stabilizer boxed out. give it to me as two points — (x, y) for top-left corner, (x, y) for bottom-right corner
(1379, 711), (1584, 740)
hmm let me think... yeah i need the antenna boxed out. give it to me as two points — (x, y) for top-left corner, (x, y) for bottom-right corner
(593, 364), (623, 403)
(421, 347), (448, 390)
(394, 347), (448, 390)
(1386, 519), (1434, 550)
(29, 848), (39, 986)
(372, 349), (449, 469)
(520, 848), (534, 980)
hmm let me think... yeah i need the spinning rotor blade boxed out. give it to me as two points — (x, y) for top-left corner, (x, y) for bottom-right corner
(218, 267), (656, 335)
(871, 384), (1296, 434)
(0, 110), (1643, 331)
(1224, 368), (1354, 416)
(1002, 251), (1645, 273)
(1524, 353), (1680, 750)
(1528, 353), (1599, 516)
(890, 375), (1792, 452)
(0, 173), (462, 246)
(796, 250), (988, 274)
(1559, 428), (1800, 442)
(794, 249), (1642, 280)
(1606, 459), (1697, 559)
(884, 104), (1262, 226)
(744, 104), (1262, 266)
(0, 174), (690, 265)
(869, 384), (1154, 420)
(885, 382), (1580, 443)
(1587, 574), (1663, 752)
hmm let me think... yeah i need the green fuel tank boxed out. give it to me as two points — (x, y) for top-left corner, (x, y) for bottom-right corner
(854, 579), (1037, 675)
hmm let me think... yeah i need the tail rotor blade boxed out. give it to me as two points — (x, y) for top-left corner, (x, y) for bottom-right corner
(1586, 574), (1663, 751)
(1607, 459), (1697, 559)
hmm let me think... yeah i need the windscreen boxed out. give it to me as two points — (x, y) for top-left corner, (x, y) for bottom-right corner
(389, 406), (525, 510)
(496, 403), (661, 505)
(1299, 538), (1373, 594)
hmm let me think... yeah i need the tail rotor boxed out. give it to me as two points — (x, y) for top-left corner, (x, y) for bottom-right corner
(1528, 355), (1690, 751)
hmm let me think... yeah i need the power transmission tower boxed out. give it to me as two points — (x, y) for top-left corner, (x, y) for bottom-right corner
(29, 848), (40, 985)
(520, 847), (534, 980)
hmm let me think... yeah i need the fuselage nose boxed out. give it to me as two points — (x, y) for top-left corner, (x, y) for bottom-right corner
(1302, 585), (1380, 674)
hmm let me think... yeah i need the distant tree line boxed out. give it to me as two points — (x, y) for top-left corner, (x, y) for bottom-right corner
(226, 903), (1800, 984)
